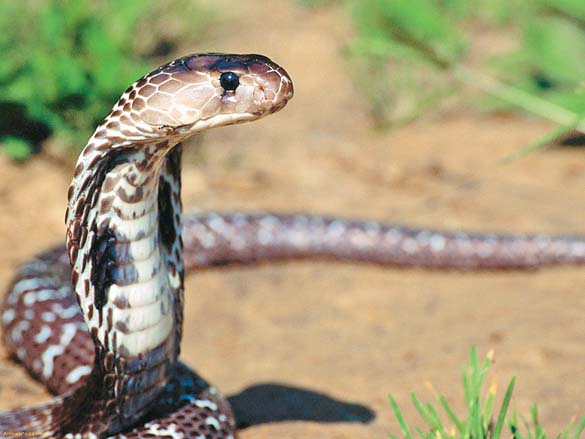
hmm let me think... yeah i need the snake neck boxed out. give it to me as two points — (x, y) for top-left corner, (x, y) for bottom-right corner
(65, 135), (185, 435)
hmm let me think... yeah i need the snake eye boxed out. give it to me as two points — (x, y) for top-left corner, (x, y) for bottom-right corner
(219, 72), (240, 91)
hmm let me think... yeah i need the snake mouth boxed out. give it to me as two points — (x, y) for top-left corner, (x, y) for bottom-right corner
(276, 75), (294, 106)
(257, 71), (293, 115)
(173, 112), (258, 135)
(274, 87), (293, 111)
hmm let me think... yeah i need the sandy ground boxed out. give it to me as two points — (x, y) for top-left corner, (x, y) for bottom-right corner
(0, 1), (583, 438)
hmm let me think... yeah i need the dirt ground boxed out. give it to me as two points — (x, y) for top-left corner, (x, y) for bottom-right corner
(0, 1), (583, 438)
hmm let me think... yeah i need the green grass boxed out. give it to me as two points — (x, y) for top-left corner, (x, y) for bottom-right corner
(0, 0), (213, 161)
(388, 347), (584, 439)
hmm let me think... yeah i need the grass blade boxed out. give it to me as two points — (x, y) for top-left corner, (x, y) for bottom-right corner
(509, 412), (525, 439)
(499, 119), (582, 164)
(426, 403), (447, 436)
(411, 393), (436, 428)
(439, 395), (464, 434)
(573, 416), (585, 439)
(492, 377), (516, 439)
(520, 412), (535, 439)
(482, 380), (496, 430)
(389, 394), (414, 439)
(531, 405), (546, 439)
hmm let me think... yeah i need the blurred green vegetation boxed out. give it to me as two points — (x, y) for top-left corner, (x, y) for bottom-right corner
(304, 0), (585, 154)
(0, 0), (212, 161)
(4, 0), (584, 161)
(295, 0), (337, 6)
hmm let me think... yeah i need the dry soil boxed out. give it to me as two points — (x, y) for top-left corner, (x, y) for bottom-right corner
(0, 1), (583, 438)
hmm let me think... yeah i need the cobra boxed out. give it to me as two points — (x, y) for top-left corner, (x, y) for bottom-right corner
(1, 53), (585, 438)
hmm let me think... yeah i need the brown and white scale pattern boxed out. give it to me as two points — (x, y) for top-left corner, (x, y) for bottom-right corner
(2, 53), (585, 438)
(0, 53), (293, 438)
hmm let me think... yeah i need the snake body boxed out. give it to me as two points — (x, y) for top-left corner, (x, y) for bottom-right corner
(1, 53), (585, 438)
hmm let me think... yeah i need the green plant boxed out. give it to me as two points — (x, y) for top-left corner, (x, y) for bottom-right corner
(1, 137), (35, 163)
(345, 0), (466, 125)
(343, 0), (585, 156)
(295, 0), (328, 5)
(388, 347), (585, 439)
(0, 0), (212, 161)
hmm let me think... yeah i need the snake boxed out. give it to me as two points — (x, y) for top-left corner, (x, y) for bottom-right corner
(1, 53), (585, 438)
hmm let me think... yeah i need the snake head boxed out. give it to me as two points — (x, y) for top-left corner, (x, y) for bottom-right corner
(124, 53), (293, 137)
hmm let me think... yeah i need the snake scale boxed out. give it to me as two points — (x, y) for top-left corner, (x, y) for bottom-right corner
(1, 53), (585, 438)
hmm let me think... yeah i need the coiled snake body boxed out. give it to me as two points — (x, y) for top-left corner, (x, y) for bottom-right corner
(1, 53), (585, 438)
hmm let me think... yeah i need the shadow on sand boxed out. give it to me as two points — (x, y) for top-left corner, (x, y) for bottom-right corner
(228, 382), (375, 429)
